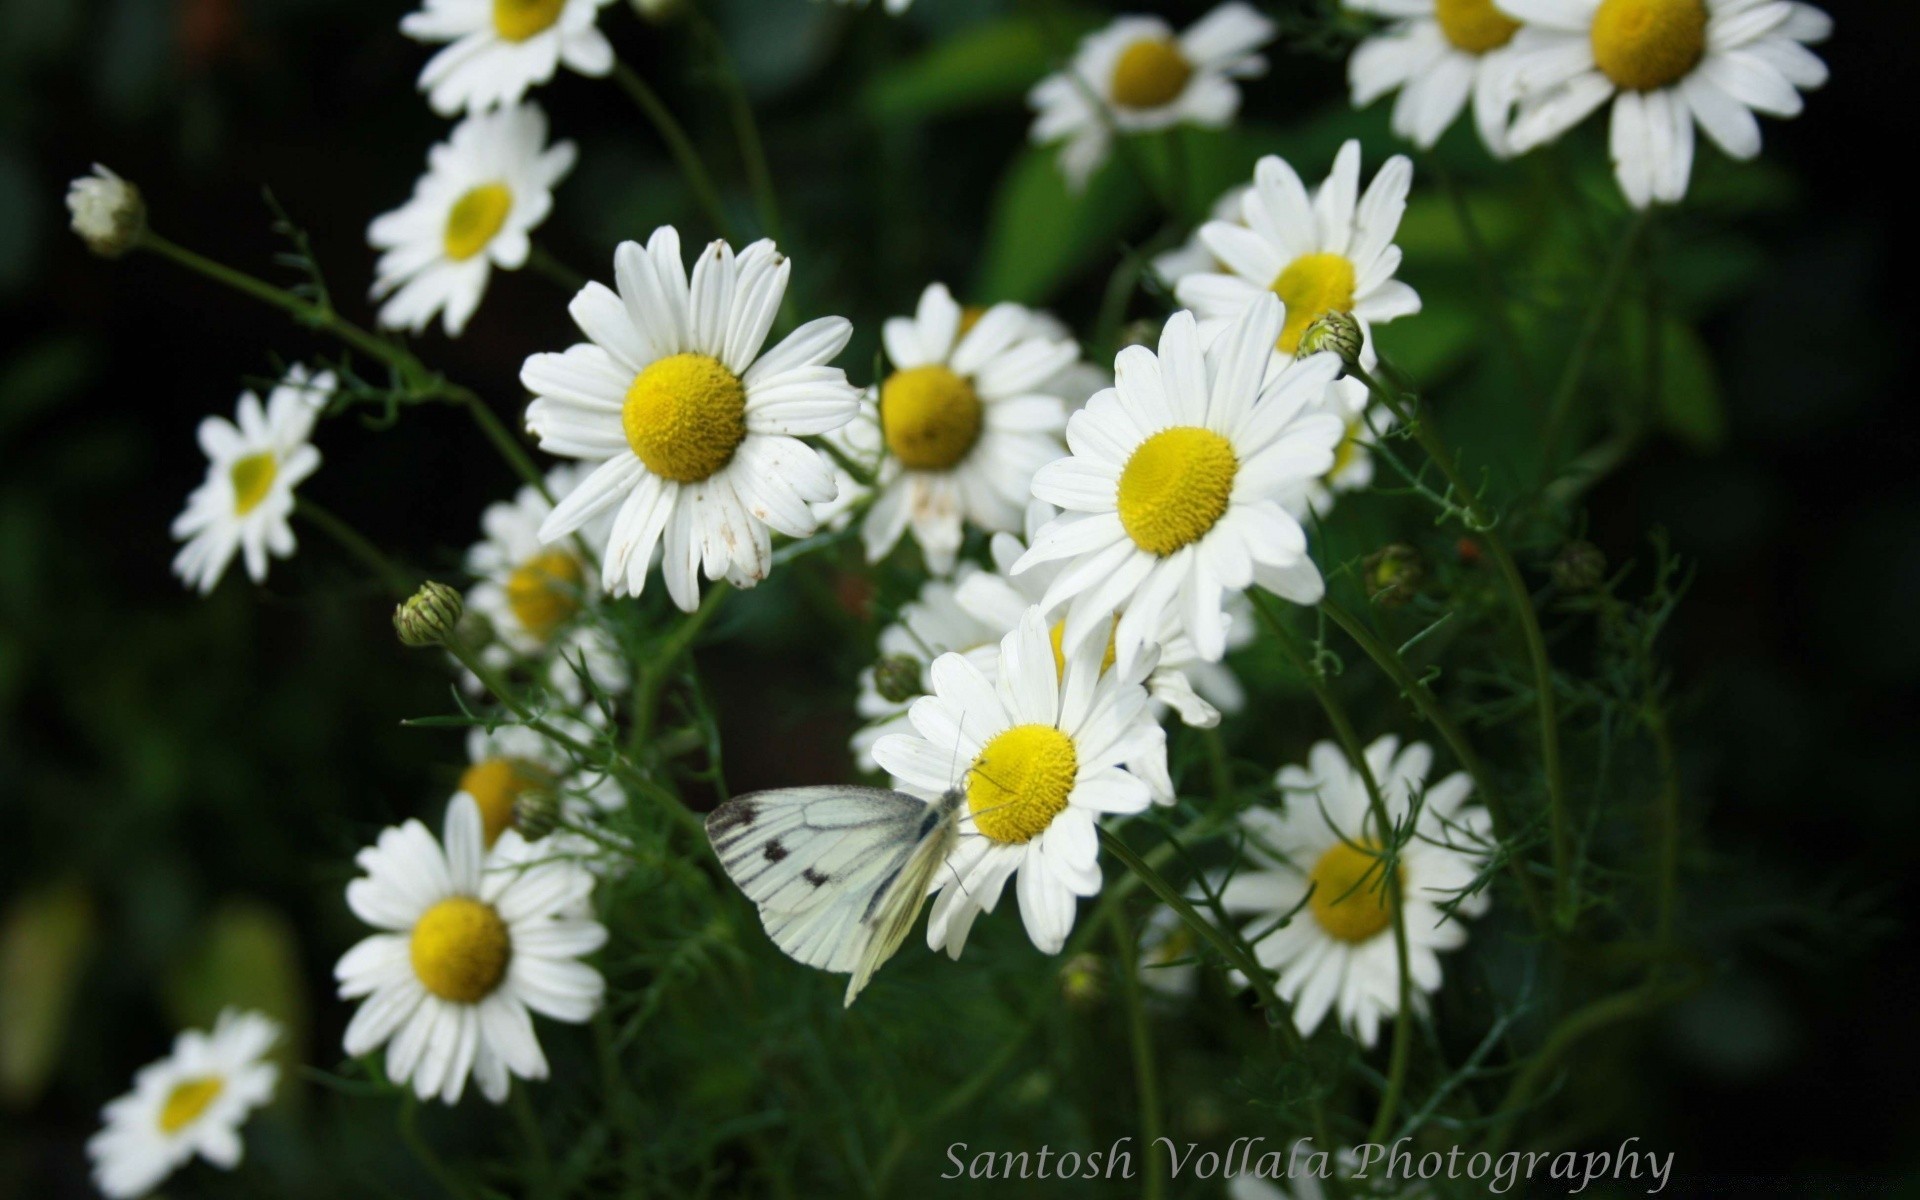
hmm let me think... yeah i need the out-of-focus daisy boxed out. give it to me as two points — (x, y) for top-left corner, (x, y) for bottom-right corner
(462, 465), (624, 702)
(1278, 377), (1383, 519)
(874, 609), (1170, 956)
(337, 796), (607, 1103)
(403, 0), (615, 116)
(1228, 736), (1492, 1046)
(1347, 0), (1529, 153)
(1501, 0), (1831, 207)
(458, 720), (623, 848)
(523, 227), (862, 611)
(859, 283), (1075, 573)
(1152, 184), (1249, 285)
(369, 103), (575, 338)
(1013, 298), (1344, 674)
(66, 163), (144, 258)
(961, 500), (1248, 732)
(1029, 3), (1276, 189)
(849, 566), (1000, 772)
(1175, 140), (1420, 364)
(171, 365), (332, 595)
(87, 1010), (279, 1199)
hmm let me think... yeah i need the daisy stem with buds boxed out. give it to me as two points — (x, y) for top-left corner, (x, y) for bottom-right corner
(134, 229), (554, 503)
(630, 581), (731, 753)
(1350, 363), (1574, 928)
(610, 60), (735, 242)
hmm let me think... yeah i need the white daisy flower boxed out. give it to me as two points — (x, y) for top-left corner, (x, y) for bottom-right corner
(849, 565), (1001, 772)
(403, 0), (615, 116)
(1175, 140), (1421, 365)
(1228, 736), (1493, 1046)
(336, 796), (607, 1104)
(960, 499), (1249, 731)
(522, 227), (863, 612)
(1278, 376), (1383, 520)
(87, 1010), (280, 1199)
(1347, 0), (1530, 154)
(66, 163), (143, 258)
(171, 365), (333, 595)
(857, 283), (1076, 573)
(873, 608), (1170, 957)
(1012, 297), (1345, 676)
(1136, 903), (1203, 998)
(1151, 183), (1250, 285)
(1500, 0), (1831, 208)
(369, 102), (576, 338)
(462, 464), (625, 702)
(1029, 3), (1277, 190)
(458, 720), (623, 849)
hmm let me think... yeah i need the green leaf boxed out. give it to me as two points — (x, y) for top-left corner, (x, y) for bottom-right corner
(0, 881), (93, 1108)
(863, 16), (1089, 123)
(973, 147), (1151, 306)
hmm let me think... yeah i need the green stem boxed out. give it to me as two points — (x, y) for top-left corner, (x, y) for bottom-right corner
(296, 500), (413, 597)
(398, 1097), (473, 1200)
(525, 244), (588, 293)
(1353, 365), (1572, 927)
(1425, 153), (1534, 396)
(1538, 208), (1652, 474)
(690, 13), (784, 245)
(611, 60), (735, 241)
(632, 581), (731, 749)
(1109, 907), (1166, 1200)
(508, 1086), (554, 1199)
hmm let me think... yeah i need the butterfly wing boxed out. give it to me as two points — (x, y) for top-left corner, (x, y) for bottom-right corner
(843, 789), (963, 1006)
(706, 786), (934, 984)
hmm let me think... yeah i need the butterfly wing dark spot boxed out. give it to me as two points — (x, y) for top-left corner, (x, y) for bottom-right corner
(706, 800), (759, 837)
(763, 840), (787, 863)
(802, 868), (830, 887)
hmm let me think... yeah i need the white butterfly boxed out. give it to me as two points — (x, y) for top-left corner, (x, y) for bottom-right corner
(706, 784), (966, 1006)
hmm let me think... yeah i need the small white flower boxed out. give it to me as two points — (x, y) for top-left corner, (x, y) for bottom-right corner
(858, 283), (1076, 573)
(1013, 298), (1345, 674)
(463, 464), (625, 702)
(849, 565), (1001, 772)
(336, 796), (607, 1104)
(523, 227), (863, 611)
(87, 1010), (280, 1199)
(171, 365), (333, 595)
(873, 608), (1170, 957)
(369, 102), (576, 337)
(1228, 736), (1493, 1046)
(66, 164), (144, 258)
(960, 500), (1250, 731)
(1279, 376), (1385, 520)
(1500, 0), (1831, 208)
(1347, 0), (1531, 154)
(1175, 140), (1421, 366)
(403, 0), (615, 116)
(1029, 3), (1276, 190)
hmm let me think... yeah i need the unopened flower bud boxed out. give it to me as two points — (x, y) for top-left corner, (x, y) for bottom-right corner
(873, 654), (924, 705)
(1364, 543), (1425, 608)
(512, 788), (563, 840)
(1551, 540), (1607, 592)
(66, 165), (145, 258)
(394, 581), (463, 647)
(1059, 952), (1107, 1008)
(1299, 310), (1363, 368)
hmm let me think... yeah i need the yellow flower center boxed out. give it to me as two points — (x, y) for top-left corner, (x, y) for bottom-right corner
(505, 550), (584, 640)
(1271, 254), (1359, 355)
(459, 757), (556, 847)
(968, 724), (1078, 845)
(1590, 0), (1709, 91)
(880, 364), (984, 471)
(158, 1076), (224, 1134)
(492, 0), (567, 42)
(229, 452), (278, 516)
(622, 353), (748, 483)
(1109, 38), (1193, 109)
(1049, 617), (1118, 679)
(1435, 0), (1522, 53)
(1116, 427), (1237, 556)
(443, 183), (513, 262)
(410, 896), (511, 1003)
(1307, 840), (1399, 944)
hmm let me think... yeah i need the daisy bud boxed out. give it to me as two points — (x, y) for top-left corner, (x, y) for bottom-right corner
(872, 654), (924, 705)
(394, 581), (463, 647)
(1059, 952), (1107, 1009)
(1551, 540), (1607, 592)
(512, 787), (563, 840)
(65, 164), (144, 259)
(1364, 543), (1425, 608)
(1299, 310), (1363, 369)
